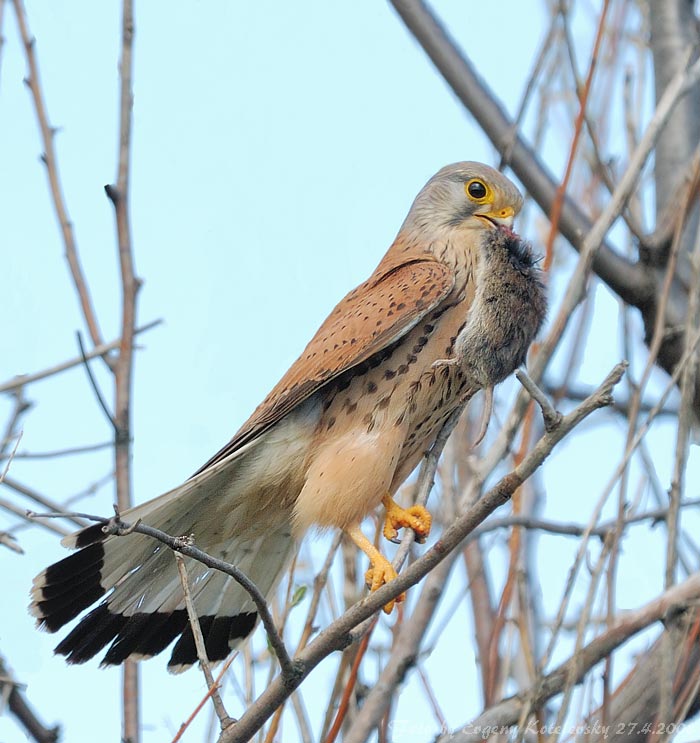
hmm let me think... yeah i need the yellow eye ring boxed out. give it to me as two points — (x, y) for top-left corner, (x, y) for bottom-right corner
(465, 178), (492, 204)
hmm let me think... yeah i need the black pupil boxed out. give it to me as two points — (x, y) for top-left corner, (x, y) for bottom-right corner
(468, 181), (487, 199)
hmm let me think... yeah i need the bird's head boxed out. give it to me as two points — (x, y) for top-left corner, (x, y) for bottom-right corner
(402, 162), (524, 237)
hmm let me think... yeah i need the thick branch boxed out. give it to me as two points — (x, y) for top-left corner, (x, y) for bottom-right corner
(389, 0), (646, 306)
(217, 363), (626, 743)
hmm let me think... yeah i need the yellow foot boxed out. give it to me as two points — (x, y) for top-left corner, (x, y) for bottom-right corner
(381, 494), (432, 544)
(346, 525), (405, 613)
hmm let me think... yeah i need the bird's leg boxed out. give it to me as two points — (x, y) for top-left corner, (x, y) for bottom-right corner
(381, 494), (432, 545)
(345, 525), (404, 614)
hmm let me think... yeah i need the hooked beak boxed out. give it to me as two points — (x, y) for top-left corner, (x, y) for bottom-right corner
(475, 205), (515, 229)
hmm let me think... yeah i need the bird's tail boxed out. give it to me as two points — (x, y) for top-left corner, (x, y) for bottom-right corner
(29, 449), (296, 673)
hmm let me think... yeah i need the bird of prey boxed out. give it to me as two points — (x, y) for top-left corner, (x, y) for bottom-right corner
(30, 162), (546, 672)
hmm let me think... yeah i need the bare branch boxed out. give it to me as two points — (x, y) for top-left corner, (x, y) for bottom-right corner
(3, 477), (89, 528)
(0, 532), (23, 554)
(0, 320), (162, 395)
(441, 574), (700, 743)
(173, 549), (233, 730)
(516, 369), (562, 432)
(76, 332), (118, 433)
(343, 550), (460, 743)
(11, 0), (105, 353)
(217, 362), (626, 743)
(0, 654), (59, 743)
(467, 500), (700, 543)
(105, 0), (139, 736)
(0, 441), (114, 461)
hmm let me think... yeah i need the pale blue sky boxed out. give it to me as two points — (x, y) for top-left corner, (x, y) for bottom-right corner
(2, 2), (698, 742)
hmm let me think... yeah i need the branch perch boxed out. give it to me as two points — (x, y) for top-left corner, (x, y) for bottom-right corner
(217, 361), (627, 743)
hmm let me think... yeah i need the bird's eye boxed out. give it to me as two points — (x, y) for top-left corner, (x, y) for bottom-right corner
(466, 179), (488, 201)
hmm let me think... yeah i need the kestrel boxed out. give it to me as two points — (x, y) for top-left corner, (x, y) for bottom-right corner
(31, 162), (546, 672)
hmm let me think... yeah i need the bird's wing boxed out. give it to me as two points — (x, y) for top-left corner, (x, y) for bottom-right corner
(193, 257), (455, 475)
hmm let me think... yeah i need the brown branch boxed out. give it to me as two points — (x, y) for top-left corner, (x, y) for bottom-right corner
(2, 477), (89, 528)
(11, 0), (105, 354)
(0, 320), (162, 395)
(466, 501), (700, 543)
(0, 440), (114, 461)
(343, 550), (460, 743)
(173, 549), (233, 730)
(103, 0), (139, 737)
(171, 655), (238, 743)
(217, 362), (626, 743)
(76, 331), (118, 433)
(0, 654), (59, 743)
(324, 616), (378, 743)
(542, 0), (611, 270)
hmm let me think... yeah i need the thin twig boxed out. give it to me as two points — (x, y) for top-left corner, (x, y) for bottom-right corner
(0, 653), (59, 743)
(76, 332), (117, 433)
(0, 441), (113, 461)
(171, 654), (238, 743)
(0, 432), (21, 485)
(11, 0), (105, 354)
(323, 616), (378, 743)
(515, 369), (562, 432)
(547, 533), (615, 740)
(0, 320), (162, 395)
(0, 389), (31, 458)
(3, 477), (89, 528)
(542, 0), (612, 271)
(6, 500), (70, 536)
(467, 500), (700, 542)
(0, 532), (23, 554)
(173, 550), (233, 730)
